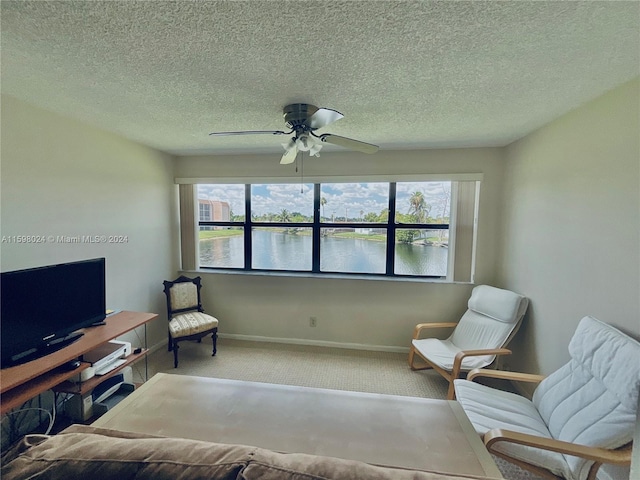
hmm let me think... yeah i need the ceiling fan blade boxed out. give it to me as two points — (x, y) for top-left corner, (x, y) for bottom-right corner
(280, 148), (298, 164)
(280, 139), (298, 164)
(308, 108), (344, 129)
(209, 130), (289, 136)
(319, 134), (379, 154)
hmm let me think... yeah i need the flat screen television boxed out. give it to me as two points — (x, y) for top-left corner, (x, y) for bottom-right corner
(1, 258), (106, 368)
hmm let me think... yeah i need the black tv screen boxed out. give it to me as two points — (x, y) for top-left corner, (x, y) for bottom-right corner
(1, 258), (106, 367)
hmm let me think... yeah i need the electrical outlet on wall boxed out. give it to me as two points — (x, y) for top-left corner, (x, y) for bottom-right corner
(309, 316), (317, 327)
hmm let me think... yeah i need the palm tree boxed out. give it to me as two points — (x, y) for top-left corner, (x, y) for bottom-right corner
(408, 191), (429, 223)
(320, 196), (327, 220)
(278, 209), (291, 223)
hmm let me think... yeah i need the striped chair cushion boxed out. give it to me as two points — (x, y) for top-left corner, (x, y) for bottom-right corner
(169, 312), (218, 338)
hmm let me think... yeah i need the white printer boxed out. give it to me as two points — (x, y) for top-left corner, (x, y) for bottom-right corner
(64, 366), (133, 421)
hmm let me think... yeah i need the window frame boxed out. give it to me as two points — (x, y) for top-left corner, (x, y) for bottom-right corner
(197, 182), (452, 279)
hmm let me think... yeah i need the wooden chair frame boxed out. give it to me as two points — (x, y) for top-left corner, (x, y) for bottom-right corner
(408, 322), (513, 400)
(466, 368), (633, 480)
(163, 275), (217, 368)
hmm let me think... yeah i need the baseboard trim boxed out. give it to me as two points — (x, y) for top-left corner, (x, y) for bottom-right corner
(217, 333), (409, 354)
(148, 340), (168, 355)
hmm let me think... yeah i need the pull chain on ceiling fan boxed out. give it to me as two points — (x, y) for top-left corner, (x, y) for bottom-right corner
(209, 103), (379, 164)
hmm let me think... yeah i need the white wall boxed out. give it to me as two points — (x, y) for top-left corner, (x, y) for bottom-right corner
(499, 78), (640, 480)
(500, 74), (640, 479)
(0, 95), (178, 348)
(498, 77), (640, 377)
(497, 79), (639, 480)
(174, 147), (507, 349)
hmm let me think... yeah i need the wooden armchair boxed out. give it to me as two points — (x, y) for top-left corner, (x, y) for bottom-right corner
(454, 316), (639, 480)
(163, 275), (218, 368)
(408, 285), (529, 399)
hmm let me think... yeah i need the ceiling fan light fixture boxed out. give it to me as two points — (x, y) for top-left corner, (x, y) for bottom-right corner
(296, 134), (322, 157)
(282, 140), (295, 153)
(295, 134), (312, 151)
(309, 143), (322, 157)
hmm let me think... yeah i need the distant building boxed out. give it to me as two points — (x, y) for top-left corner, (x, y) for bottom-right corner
(199, 199), (230, 222)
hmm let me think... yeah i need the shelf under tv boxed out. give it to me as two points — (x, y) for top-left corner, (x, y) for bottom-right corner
(54, 349), (149, 397)
(0, 311), (157, 415)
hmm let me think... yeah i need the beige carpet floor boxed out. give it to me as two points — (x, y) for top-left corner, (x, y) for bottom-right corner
(139, 337), (545, 480)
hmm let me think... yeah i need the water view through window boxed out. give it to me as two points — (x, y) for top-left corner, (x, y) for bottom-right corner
(197, 182), (451, 277)
(199, 231), (448, 275)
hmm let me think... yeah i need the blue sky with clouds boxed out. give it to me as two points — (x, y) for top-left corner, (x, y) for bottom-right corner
(198, 181), (450, 219)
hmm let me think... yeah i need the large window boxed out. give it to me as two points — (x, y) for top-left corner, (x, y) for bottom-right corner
(189, 179), (479, 281)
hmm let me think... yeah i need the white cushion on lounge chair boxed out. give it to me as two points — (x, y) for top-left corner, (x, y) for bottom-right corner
(412, 285), (528, 371)
(454, 315), (640, 480)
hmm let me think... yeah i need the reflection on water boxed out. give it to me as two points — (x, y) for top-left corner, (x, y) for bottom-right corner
(320, 236), (386, 274)
(253, 229), (312, 271)
(200, 230), (447, 276)
(394, 243), (447, 276)
(201, 231), (245, 268)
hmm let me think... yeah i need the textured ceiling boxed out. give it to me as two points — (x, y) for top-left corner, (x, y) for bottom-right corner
(1, 1), (639, 156)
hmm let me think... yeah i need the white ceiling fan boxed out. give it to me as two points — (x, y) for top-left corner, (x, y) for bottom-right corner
(209, 104), (379, 164)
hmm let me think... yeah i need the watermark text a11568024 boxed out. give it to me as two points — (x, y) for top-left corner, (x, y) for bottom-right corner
(1, 234), (129, 244)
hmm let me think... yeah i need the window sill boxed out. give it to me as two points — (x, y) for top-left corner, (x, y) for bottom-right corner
(181, 268), (471, 284)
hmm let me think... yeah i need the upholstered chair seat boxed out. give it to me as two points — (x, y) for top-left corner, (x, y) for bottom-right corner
(169, 312), (218, 338)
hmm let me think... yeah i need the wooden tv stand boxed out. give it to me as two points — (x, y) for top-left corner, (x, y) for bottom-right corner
(0, 311), (157, 415)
